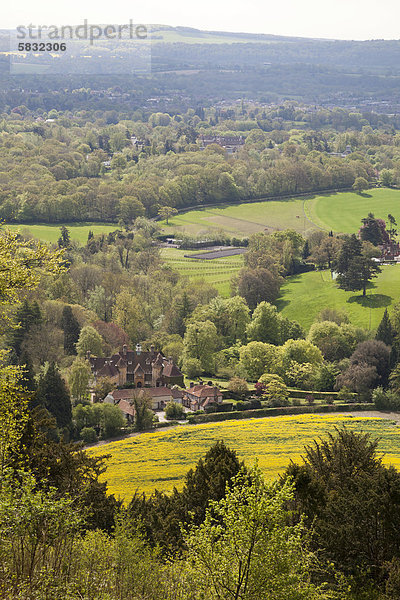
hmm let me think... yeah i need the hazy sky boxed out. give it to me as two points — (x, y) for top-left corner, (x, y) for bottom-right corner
(3, 0), (400, 40)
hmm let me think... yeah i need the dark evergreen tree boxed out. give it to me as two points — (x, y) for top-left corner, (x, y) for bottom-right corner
(335, 234), (381, 296)
(7, 299), (42, 357)
(37, 362), (72, 429)
(58, 225), (71, 248)
(302, 239), (310, 259)
(376, 308), (394, 346)
(61, 305), (81, 355)
(360, 213), (383, 246)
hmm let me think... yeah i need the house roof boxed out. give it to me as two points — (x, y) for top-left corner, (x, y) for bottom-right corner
(118, 399), (135, 417)
(163, 362), (183, 378)
(186, 384), (221, 398)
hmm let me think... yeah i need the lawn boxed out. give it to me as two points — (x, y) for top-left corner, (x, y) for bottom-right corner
(6, 222), (118, 245)
(160, 188), (400, 238)
(160, 247), (243, 297)
(277, 265), (400, 331)
(304, 188), (400, 234)
(89, 413), (400, 500)
(160, 198), (312, 237)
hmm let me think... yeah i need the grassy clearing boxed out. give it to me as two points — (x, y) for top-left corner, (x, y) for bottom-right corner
(277, 265), (400, 331)
(160, 247), (243, 297)
(160, 188), (400, 238)
(304, 188), (400, 234)
(160, 198), (312, 237)
(6, 222), (117, 245)
(89, 413), (400, 500)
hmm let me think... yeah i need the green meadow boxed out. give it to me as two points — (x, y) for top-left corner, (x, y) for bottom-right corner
(160, 188), (400, 238)
(277, 266), (400, 331)
(6, 222), (117, 245)
(160, 247), (243, 296)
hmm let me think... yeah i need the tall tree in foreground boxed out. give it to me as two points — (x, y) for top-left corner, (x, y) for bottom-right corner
(37, 362), (72, 430)
(183, 467), (331, 600)
(61, 305), (81, 355)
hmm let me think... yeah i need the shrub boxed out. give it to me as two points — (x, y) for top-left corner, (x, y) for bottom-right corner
(305, 394), (315, 405)
(291, 398), (301, 406)
(262, 379), (289, 407)
(80, 427), (97, 444)
(165, 402), (186, 420)
(227, 377), (248, 398)
(372, 387), (400, 411)
(337, 386), (356, 402)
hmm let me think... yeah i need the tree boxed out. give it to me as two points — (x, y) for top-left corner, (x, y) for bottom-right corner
(183, 468), (328, 600)
(113, 289), (142, 345)
(376, 308), (394, 346)
(58, 225), (71, 248)
(335, 235), (381, 296)
(61, 305), (81, 355)
(227, 376), (248, 398)
(280, 338), (323, 371)
(239, 341), (282, 381)
(183, 321), (218, 373)
(337, 340), (391, 397)
(387, 213), (398, 242)
(37, 362), (72, 429)
(68, 357), (92, 403)
(285, 427), (400, 587)
(131, 391), (154, 432)
(158, 205), (178, 224)
(246, 301), (281, 345)
(237, 267), (282, 310)
(7, 299), (42, 357)
(352, 176), (369, 193)
(165, 401), (185, 420)
(380, 169), (395, 187)
(76, 325), (104, 357)
(359, 213), (383, 246)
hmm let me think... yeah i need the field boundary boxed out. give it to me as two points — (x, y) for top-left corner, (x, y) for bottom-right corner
(187, 403), (376, 424)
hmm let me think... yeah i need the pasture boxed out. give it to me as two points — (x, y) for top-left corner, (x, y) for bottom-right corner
(160, 247), (244, 296)
(160, 188), (400, 238)
(89, 413), (400, 500)
(277, 265), (400, 331)
(6, 222), (118, 245)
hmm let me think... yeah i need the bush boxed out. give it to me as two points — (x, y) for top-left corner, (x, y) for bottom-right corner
(80, 427), (97, 444)
(165, 401), (186, 420)
(291, 398), (301, 406)
(372, 387), (400, 411)
(227, 377), (248, 398)
(262, 379), (289, 407)
(337, 386), (356, 402)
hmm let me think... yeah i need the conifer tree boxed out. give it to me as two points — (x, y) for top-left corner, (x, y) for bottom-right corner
(37, 362), (72, 429)
(8, 300), (42, 357)
(61, 305), (81, 355)
(376, 308), (394, 346)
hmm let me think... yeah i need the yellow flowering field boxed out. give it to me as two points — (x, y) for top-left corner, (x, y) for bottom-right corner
(89, 414), (400, 501)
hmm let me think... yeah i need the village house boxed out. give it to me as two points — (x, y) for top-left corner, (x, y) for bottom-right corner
(104, 386), (184, 413)
(88, 344), (184, 389)
(183, 383), (223, 411)
(199, 135), (245, 154)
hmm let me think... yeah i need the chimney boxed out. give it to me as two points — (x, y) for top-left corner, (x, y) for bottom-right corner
(136, 343), (142, 355)
(122, 344), (127, 356)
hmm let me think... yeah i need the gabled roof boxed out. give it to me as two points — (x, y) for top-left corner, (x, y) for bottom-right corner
(163, 363), (183, 378)
(186, 384), (221, 398)
(118, 399), (135, 417)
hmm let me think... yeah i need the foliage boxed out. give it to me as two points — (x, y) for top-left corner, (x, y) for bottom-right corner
(165, 401), (186, 420)
(37, 362), (72, 429)
(239, 341), (282, 380)
(76, 325), (104, 357)
(67, 357), (92, 403)
(227, 376), (248, 398)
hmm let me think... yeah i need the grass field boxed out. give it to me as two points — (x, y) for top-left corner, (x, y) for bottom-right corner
(160, 188), (400, 238)
(304, 188), (400, 233)
(89, 413), (400, 500)
(160, 247), (243, 296)
(277, 265), (400, 331)
(6, 223), (117, 245)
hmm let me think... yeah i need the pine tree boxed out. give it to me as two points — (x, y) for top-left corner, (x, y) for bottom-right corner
(37, 362), (72, 429)
(58, 225), (71, 249)
(335, 235), (380, 296)
(61, 305), (81, 355)
(7, 300), (42, 357)
(302, 240), (310, 260)
(376, 309), (394, 346)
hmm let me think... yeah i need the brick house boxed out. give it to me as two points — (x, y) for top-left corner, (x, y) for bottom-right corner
(183, 384), (223, 411)
(88, 344), (184, 388)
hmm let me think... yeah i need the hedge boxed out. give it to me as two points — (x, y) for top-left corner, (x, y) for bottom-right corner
(286, 389), (357, 401)
(186, 403), (375, 425)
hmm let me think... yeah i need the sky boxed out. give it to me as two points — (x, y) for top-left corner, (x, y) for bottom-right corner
(2, 0), (400, 41)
